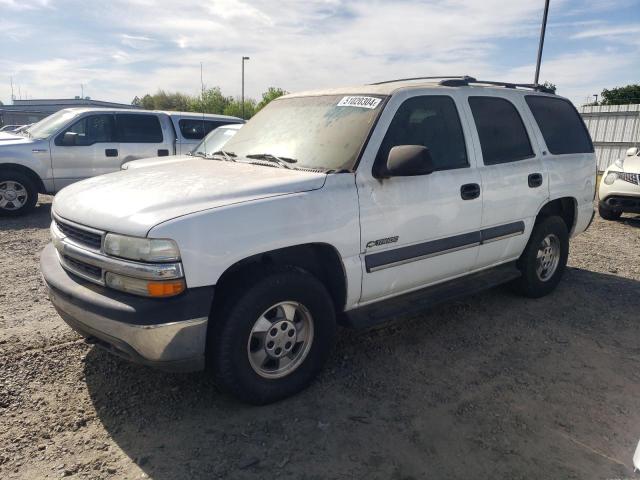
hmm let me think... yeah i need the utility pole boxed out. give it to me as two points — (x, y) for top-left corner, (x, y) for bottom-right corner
(534, 0), (550, 85)
(81, 84), (84, 99)
(242, 56), (250, 119)
(10, 76), (15, 103)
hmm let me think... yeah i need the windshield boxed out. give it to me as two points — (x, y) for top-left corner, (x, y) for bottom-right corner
(192, 126), (240, 157)
(25, 110), (80, 140)
(222, 94), (386, 171)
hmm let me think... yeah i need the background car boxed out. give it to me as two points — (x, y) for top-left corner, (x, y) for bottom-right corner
(598, 147), (640, 220)
(121, 123), (243, 170)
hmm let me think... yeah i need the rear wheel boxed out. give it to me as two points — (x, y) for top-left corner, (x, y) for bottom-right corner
(598, 204), (622, 221)
(512, 216), (569, 298)
(209, 266), (336, 404)
(0, 171), (38, 216)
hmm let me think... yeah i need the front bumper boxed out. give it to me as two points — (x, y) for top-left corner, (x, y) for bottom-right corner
(41, 243), (214, 372)
(599, 196), (640, 214)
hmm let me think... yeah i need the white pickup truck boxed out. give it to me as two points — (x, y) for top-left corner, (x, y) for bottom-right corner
(0, 108), (242, 215)
(41, 76), (596, 404)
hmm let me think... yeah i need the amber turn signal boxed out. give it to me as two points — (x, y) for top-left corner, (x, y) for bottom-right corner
(147, 280), (186, 297)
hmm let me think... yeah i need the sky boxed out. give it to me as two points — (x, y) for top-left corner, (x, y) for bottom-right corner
(1, 0), (639, 107)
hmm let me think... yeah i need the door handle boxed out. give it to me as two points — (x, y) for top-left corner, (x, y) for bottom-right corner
(105, 149), (118, 157)
(528, 173), (543, 188)
(158, 149), (169, 157)
(460, 183), (481, 200)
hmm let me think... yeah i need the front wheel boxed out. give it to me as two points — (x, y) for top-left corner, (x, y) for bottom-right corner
(512, 216), (569, 298)
(0, 171), (38, 216)
(209, 266), (336, 404)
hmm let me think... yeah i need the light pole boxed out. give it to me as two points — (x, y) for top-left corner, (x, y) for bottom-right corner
(241, 56), (250, 119)
(534, 0), (550, 85)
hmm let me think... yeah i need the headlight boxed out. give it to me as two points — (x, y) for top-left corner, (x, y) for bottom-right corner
(604, 172), (618, 185)
(105, 272), (186, 297)
(103, 233), (180, 262)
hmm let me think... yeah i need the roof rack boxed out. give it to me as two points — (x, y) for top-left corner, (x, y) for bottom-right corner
(438, 77), (555, 94)
(370, 75), (474, 86)
(369, 75), (555, 94)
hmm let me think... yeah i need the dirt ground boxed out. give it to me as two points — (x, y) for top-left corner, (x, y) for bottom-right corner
(1, 195), (640, 480)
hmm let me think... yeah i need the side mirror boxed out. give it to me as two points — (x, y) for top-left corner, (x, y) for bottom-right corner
(382, 145), (434, 178)
(62, 131), (78, 146)
(626, 147), (639, 157)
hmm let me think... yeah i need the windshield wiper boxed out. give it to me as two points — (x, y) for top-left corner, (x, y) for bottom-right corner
(210, 150), (237, 162)
(245, 153), (298, 169)
(191, 151), (207, 158)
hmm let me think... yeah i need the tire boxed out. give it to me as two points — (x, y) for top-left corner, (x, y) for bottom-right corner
(0, 170), (38, 217)
(209, 266), (336, 404)
(512, 216), (569, 298)
(598, 204), (622, 221)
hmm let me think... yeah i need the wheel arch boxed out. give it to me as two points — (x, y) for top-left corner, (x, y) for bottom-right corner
(212, 242), (348, 314)
(535, 196), (577, 235)
(0, 163), (47, 194)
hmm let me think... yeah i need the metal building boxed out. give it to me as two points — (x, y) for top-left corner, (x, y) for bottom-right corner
(0, 98), (136, 127)
(580, 104), (640, 172)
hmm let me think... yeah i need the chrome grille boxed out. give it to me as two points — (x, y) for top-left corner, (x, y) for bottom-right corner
(618, 172), (640, 185)
(56, 220), (102, 249)
(63, 255), (102, 280)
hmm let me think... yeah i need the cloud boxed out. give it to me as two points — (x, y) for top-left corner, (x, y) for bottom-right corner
(0, 0), (638, 107)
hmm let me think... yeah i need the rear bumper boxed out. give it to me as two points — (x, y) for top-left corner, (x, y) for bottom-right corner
(40, 243), (214, 372)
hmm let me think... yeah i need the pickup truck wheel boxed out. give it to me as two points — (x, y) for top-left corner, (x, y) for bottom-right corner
(0, 172), (38, 216)
(598, 204), (622, 221)
(512, 216), (568, 298)
(210, 267), (336, 404)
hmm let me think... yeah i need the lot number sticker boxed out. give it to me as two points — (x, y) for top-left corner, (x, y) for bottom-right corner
(337, 96), (382, 109)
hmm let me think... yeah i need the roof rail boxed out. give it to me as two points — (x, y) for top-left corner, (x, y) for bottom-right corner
(439, 78), (555, 94)
(370, 75), (475, 86)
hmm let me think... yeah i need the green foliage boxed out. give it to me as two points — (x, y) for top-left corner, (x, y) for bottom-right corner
(256, 87), (288, 111)
(601, 84), (640, 105)
(541, 81), (556, 93)
(131, 86), (285, 119)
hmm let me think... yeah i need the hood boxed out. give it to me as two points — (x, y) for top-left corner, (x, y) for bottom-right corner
(53, 159), (327, 236)
(123, 154), (193, 170)
(0, 133), (34, 144)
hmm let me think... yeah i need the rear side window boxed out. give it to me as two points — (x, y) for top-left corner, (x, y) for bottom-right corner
(377, 95), (468, 171)
(179, 119), (232, 140)
(525, 96), (593, 154)
(116, 114), (163, 143)
(468, 97), (534, 165)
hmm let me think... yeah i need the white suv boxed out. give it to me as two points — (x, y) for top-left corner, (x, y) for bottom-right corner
(41, 76), (596, 404)
(598, 147), (640, 220)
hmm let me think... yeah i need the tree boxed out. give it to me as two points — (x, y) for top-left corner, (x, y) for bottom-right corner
(131, 96), (142, 107)
(256, 87), (288, 111)
(140, 94), (155, 110)
(189, 87), (232, 115)
(541, 81), (556, 94)
(223, 98), (257, 119)
(601, 84), (640, 105)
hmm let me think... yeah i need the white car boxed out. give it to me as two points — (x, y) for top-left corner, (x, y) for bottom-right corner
(41, 76), (596, 404)
(598, 147), (640, 220)
(121, 123), (243, 170)
(0, 109), (242, 215)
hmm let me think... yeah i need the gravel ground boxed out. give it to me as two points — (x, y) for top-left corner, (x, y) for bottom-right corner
(1, 195), (640, 479)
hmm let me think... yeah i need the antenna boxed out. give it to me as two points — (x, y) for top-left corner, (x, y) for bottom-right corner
(200, 62), (206, 151)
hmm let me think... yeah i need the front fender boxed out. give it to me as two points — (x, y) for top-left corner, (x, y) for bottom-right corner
(0, 140), (52, 181)
(148, 174), (363, 309)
